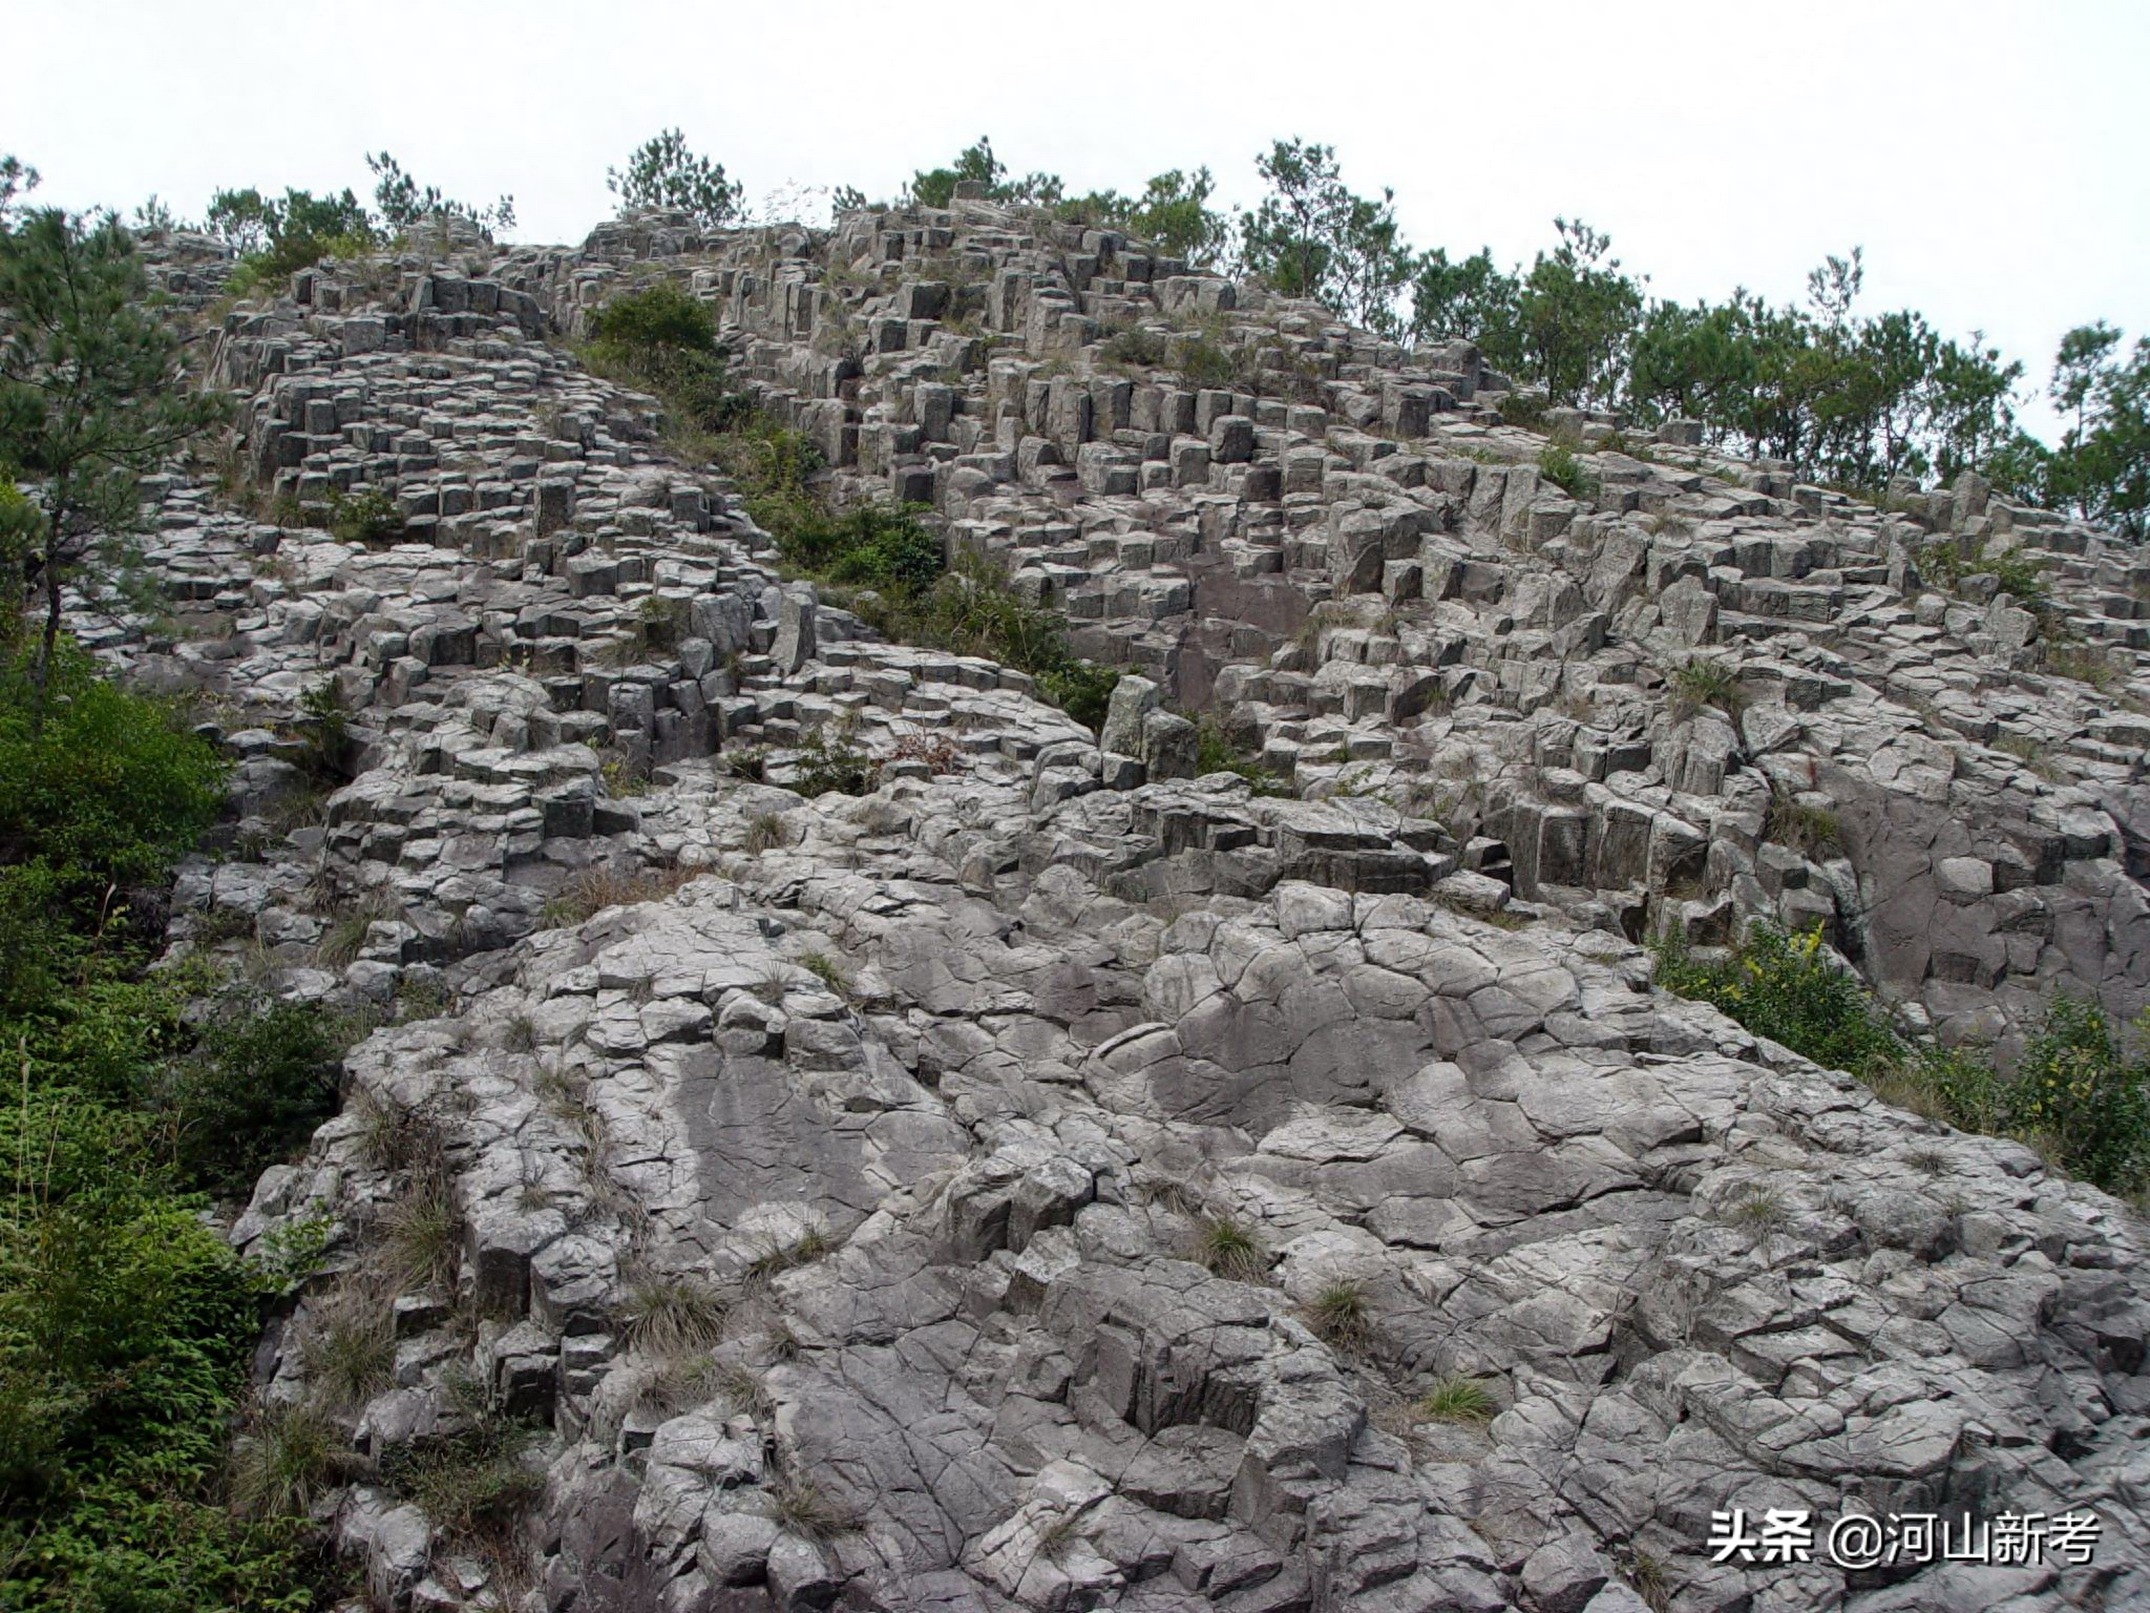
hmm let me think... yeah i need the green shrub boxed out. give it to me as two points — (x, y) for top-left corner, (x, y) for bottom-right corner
(1036, 659), (1122, 733)
(1654, 926), (1900, 1079)
(325, 485), (403, 547)
(1498, 390), (1547, 428)
(1171, 336), (1239, 387)
(1538, 442), (1599, 500)
(1667, 657), (1748, 722)
(795, 722), (877, 797)
(0, 645), (227, 921)
(2002, 998), (2150, 1190)
(0, 655), (333, 1608)
(777, 503), (944, 597)
(294, 676), (350, 782)
(157, 993), (351, 1200)
(1195, 716), (1291, 796)
(582, 282), (744, 437)
(376, 1374), (543, 1550)
(587, 280), (716, 352)
(1415, 1375), (1497, 1424)
(1762, 788), (1840, 857)
(1101, 326), (1169, 367)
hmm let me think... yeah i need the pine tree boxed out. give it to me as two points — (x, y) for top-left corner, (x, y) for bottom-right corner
(0, 208), (229, 727)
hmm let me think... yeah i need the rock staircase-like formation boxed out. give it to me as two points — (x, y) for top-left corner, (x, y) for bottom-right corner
(81, 207), (2150, 1613)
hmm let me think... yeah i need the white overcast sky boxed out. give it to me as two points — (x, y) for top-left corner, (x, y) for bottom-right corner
(10, 0), (2147, 439)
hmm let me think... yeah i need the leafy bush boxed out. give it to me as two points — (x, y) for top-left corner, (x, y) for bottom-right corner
(581, 282), (743, 438)
(156, 992), (350, 1200)
(1654, 926), (1901, 1079)
(778, 503), (944, 597)
(1036, 659), (1122, 733)
(208, 185), (376, 288)
(1538, 441), (1599, 500)
(0, 655), (336, 1607)
(588, 279), (717, 353)
(608, 130), (744, 229)
(1995, 998), (2150, 1190)
(794, 722), (877, 797)
(1195, 716), (1290, 795)
(0, 1186), (316, 1609)
(325, 485), (404, 547)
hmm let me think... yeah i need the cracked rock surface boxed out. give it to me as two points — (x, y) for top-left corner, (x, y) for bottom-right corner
(95, 211), (2150, 1611)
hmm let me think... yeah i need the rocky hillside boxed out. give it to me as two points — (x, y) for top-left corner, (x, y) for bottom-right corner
(99, 202), (2150, 1611)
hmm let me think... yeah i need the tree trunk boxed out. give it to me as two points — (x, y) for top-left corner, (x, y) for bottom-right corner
(28, 490), (65, 738)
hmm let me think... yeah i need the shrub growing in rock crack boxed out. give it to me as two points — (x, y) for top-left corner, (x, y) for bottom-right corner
(1305, 1280), (1371, 1350)
(797, 950), (849, 995)
(1415, 1375), (1497, 1424)
(769, 1477), (857, 1542)
(618, 1272), (729, 1357)
(376, 1373), (543, 1553)
(379, 1165), (461, 1293)
(1196, 1216), (1268, 1283)
(749, 1227), (830, 1282)
(1762, 787), (1840, 857)
(302, 1286), (395, 1409)
(1667, 657), (1748, 721)
(228, 1401), (369, 1519)
(1654, 926), (1899, 1079)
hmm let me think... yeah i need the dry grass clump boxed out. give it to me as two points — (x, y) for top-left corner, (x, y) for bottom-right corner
(540, 862), (696, 928)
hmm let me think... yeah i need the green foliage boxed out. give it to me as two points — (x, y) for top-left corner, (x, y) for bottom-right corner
(1667, 658), (1748, 722)
(294, 675), (350, 782)
(0, 1184), (318, 1611)
(581, 281), (744, 437)
(1920, 535), (2053, 621)
(608, 129), (744, 229)
(1060, 168), (1230, 267)
(1762, 789), (1840, 858)
(1994, 999), (2150, 1191)
(1654, 926), (1901, 1079)
(618, 1271), (728, 1357)
(156, 991), (349, 1200)
(588, 279), (717, 352)
(325, 484), (405, 548)
(1240, 139), (1414, 338)
(208, 186), (376, 287)
(1196, 1217), (1267, 1283)
(1887, 1000), (2150, 1194)
(1537, 441), (1599, 501)
(0, 739), (356, 1594)
(2043, 323), (2150, 540)
(794, 721), (877, 798)
(376, 1375), (542, 1550)
(365, 151), (512, 238)
(1305, 1279), (1371, 1350)
(907, 137), (1062, 209)
(779, 502), (944, 597)
(1414, 1375), (1497, 1424)
(715, 412), (1116, 729)
(0, 211), (232, 718)
(1194, 716), (1290, 795)
(0, 645), (226, 961)
(0, 155), (38, 226)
